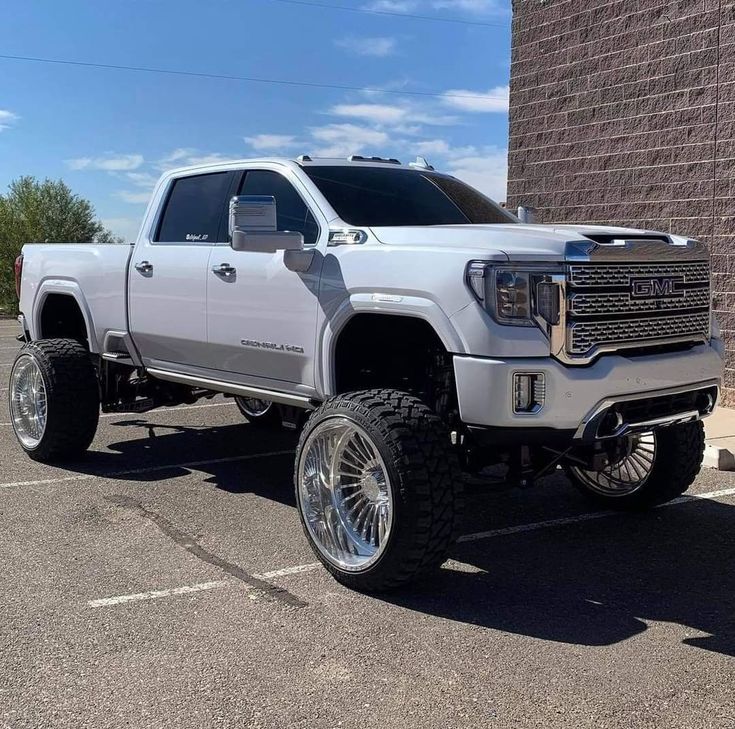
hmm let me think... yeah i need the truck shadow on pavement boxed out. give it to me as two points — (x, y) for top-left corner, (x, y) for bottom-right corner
(386, 489), (735, 658)
(58, 419), (300, 508)
(50, 420), (735, 658)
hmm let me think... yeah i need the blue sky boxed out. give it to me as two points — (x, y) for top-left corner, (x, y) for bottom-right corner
(0, 0), (511, 241)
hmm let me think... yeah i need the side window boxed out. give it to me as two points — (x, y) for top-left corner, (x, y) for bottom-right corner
(239, 170), (320, 245)
(155, 172), (231, 243)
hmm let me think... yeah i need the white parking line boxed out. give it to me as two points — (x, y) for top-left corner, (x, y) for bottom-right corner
(0, 449), (295, 490)
(85, 485), (735, 609)
(0, 400), (235, 427)
(457, 486), (735, 542)
(88, 580), (230, 608)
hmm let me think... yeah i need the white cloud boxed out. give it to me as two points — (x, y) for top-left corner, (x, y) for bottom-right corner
(0, 109), (19, 132)
(442, 85), (509, 113)
(335, 36), (398, 57)
(363, 0), (418, 12)
(126, 171), (159, 189)
(445, 147), (508, 202)
(156, 148), (231, 170)
(330, 103), (408, 125)
(244, 134), (297, 151)
(431, 0), (507, 14)
(115, 190), (152, 204)
(413, 139), (452, 156)
(308, 124), (390, 157)
(66, 153), (144, 171)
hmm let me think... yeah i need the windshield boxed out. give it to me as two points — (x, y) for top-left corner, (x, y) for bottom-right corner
(303, 165), (516, 227)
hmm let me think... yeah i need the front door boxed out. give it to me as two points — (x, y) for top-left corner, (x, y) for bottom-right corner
(129, 170), (234, 369)
(205, 167), (324, 388)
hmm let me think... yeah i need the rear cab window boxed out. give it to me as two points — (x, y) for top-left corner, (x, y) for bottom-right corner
(155, 172), (233, 244)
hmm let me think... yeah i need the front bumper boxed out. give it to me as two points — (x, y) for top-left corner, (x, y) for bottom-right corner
(453, 342), (723, 439)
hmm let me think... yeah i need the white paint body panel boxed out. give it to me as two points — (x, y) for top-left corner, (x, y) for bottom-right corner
(16, 157), (723, 433)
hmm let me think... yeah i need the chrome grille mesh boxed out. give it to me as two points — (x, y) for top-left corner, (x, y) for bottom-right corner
(565, 260), (710, 358)
(568, 262), (709, 288)
(569, 312), (710, 355)
(569, 287), (710, 316)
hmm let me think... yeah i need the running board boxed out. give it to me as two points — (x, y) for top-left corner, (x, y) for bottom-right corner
(146, 367), (317, 410)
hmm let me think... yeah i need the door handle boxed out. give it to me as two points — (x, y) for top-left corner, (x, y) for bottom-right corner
(135, 260), (153, 274)
(212, 262), (236, 276)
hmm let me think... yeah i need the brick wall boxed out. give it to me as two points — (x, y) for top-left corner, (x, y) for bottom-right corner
(507, 0), (735, 405)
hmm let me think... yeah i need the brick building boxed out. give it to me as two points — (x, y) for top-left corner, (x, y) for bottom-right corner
(506, 0), (735, 404)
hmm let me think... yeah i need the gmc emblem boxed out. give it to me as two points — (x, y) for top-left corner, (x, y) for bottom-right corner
(630, 276), (685, 298)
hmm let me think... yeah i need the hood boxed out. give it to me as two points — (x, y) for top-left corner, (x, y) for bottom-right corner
(368, 223), (683, 260)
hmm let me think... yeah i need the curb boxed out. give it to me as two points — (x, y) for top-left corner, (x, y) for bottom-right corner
(703, 443), (735, 471)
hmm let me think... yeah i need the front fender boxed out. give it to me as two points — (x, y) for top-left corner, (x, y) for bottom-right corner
(316, 293), (467, 396)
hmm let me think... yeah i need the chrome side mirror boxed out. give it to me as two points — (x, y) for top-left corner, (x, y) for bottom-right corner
(229, 195), (304, 253)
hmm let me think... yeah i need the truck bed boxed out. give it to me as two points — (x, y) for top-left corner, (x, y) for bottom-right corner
(19, 242), (133, 353)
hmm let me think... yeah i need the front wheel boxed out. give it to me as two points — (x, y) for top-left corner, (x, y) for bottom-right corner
(565, 421), (705, 510)
(294, 389), (463, 592)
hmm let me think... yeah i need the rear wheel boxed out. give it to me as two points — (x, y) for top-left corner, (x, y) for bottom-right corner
(565, 422), (705, 510)
(8, 338), (99, 462)
(235, 397), (282, 428)
(294, 389), (462, 592)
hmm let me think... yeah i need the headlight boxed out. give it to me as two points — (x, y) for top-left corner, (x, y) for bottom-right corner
(466, 262), (561, 328)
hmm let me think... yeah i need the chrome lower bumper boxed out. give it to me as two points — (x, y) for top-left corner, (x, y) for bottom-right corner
(573, 380), (718, 441)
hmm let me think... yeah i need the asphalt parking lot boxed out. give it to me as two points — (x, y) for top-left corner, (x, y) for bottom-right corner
(1, 322), (735, 729)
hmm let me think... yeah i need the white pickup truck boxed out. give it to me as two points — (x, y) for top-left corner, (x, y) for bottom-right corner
(9, 155), (723, 591)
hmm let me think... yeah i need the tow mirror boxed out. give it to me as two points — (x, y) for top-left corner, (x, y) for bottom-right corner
(229, 195), (304, 253)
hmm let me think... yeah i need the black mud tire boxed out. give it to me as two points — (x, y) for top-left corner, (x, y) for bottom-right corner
(234, 397), (283, 429)
(565, 421), (705, 511)
(8, 338), (99, 462)
(294, 389), (463, 592)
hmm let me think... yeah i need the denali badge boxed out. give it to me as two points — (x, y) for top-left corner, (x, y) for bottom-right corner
(630, 276), (685, 299)
(240, 339), (305, 354)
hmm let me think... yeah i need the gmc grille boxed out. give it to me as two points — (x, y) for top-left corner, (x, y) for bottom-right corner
(564, 260), (711, 359)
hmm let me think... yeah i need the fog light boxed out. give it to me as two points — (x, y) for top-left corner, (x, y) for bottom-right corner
(513, 372), (546, 413)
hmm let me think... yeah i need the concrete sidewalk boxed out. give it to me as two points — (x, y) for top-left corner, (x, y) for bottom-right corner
(704, 408), (735, 471)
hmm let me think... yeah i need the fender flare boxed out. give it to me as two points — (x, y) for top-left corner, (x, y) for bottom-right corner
(31, 279), (98, 353)
(317, 293), (468, 396)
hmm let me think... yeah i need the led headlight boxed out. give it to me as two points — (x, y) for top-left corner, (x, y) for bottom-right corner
(466, 262), (562, 329)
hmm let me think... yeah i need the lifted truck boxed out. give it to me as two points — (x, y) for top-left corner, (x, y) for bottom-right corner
(9, 155), (723, 591)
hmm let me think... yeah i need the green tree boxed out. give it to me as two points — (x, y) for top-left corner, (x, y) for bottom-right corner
(0, 176), (122, 313)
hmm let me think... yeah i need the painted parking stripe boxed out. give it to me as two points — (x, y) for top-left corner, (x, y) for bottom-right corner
(457, 486), (735, 542)
(87, 580), (230, 608)
(0, 449), (295, 490)
(0, 400), (235, 426)
(85, 486), (735, 608)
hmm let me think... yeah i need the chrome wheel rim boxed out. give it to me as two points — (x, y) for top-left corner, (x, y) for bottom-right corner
(571, 431), (657, 497)
(237, 397), (272, 418)
(9, 354), (48, 449)
(297, 417), (393, 572)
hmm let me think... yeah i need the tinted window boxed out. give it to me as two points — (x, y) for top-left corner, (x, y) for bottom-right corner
(239, 170), (319, 245)
(303, 166), (515, 226)
(156, 172), (231, 243)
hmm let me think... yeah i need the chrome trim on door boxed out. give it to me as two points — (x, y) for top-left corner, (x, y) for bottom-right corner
(146, 367), (317, 410)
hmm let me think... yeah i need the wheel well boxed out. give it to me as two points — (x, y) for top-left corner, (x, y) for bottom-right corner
(333, 314), (457, 419)
(39, 294), (89, 347)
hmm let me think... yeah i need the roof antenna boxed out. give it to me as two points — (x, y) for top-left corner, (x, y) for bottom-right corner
(409, 156), (434, 171)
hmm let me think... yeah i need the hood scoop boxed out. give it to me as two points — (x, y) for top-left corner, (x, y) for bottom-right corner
(582, 233), (671, 246)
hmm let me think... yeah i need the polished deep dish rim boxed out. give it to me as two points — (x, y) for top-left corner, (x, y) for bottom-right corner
(571, 431), (657, 497)
(10, 354), (47, 449)
(237, 397), (272, 417)
(298, 417), (394, 571)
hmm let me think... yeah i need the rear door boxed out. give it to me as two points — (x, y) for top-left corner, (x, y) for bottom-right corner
(129, 171), (235, 369)
(205, 167), (324, 386)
